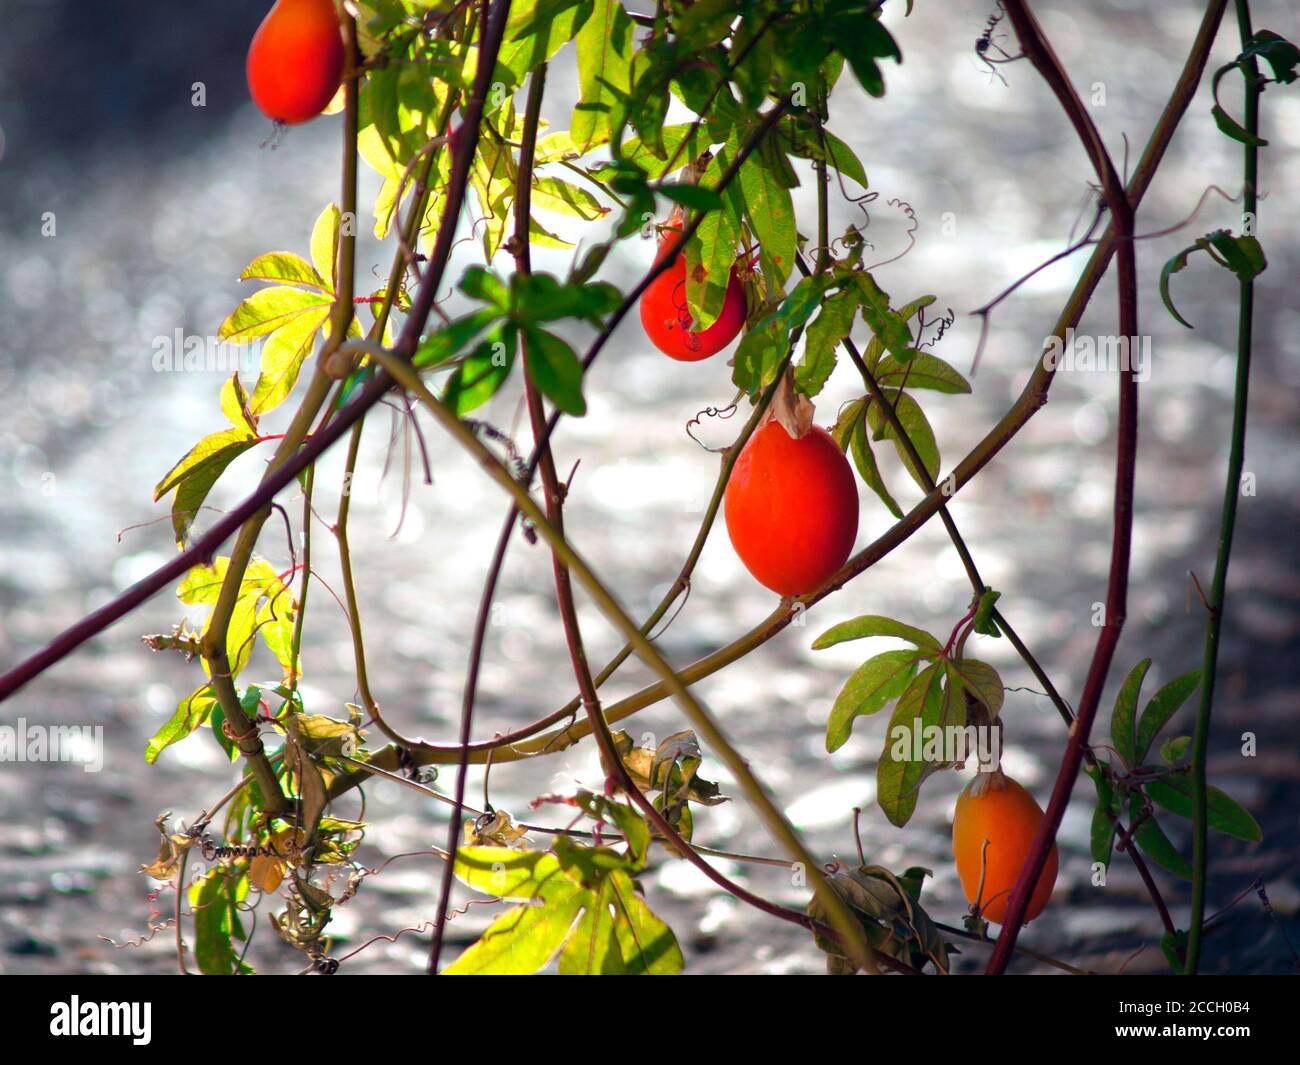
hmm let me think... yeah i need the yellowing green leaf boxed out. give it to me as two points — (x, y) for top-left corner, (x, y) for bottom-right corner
(146, 684), (218, 764)
(239, 252), (327, 292)
(442, 893), (585, 974)
(248, 312), (330, 417)
(218, 287), (332, 343)
(310, 203), (342, 289)
(532, 176), (607, 220)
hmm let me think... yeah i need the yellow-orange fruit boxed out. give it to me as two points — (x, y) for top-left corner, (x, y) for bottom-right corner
(952, 770), (1058, 925)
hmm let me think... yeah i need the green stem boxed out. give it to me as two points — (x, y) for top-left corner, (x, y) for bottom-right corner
(1185, 0), (1260, 976)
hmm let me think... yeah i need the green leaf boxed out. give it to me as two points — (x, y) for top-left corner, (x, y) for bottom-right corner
(1135, 669), (1202, 766)
(831, 400), (902, 519)
(971, 587), (1001, 638)
(1129, 794), (1192, 879)
(154, 428), (260, 548)
(866, 390), (940, 489)
(189, 870), (252, 975)
(835, 17), (901, 98)
(219, 374), (256, 433)
(453, 846), (575, 901)
(442, 892), (585, 975)
(559, 869), (683, 975)
(444, 324), (517, 416)
(945, 657), (1004, 718)
(153, 427), (256, 504)
(1161, 929), (1189, 972)
(797, 288), (857, 398)
(1087, 767), (1117, 868)
(414, 308), (501, 370)
(875, 352), (970, 394)
(1204, 230), (1267, 281)
(1160, 231), (1267, 329)
(500, 0), (595, 85)
(527, 213), (576, 250)
(310, 203), (341, 289)
(855, 274), (918, 363)
(672, 0), (737, 47)
(524, 328), (587, 416)
(611, 123), (713, 176)
(1160, 735), (1191, 765)
(876, 662), (942, 827)
(532, 176), (608, 220)
(146, 684), (218, 764)
(459, 265), (512, 310)
(813, 614), (942, 654)
(862, 295), (934, 371)
(732, 16), (775, 108)
(1159, 244), (1198, 329)
(513, 272), (621, 324)
(571, 0), (634, 152)
(605, 872), (683, 974)
(731, 274), (826, 395)
(685, 143), (745, 331)
(177, 558), (232, 605)
(1110, 658), (1150, 769)
(177, 558), (285, 679)
(257, 597), (298, 684)
(569, 242), (613, 286)
(558, 876), (620, 974)
(782, 116), (869, 188)
(737, 155), (797, 285)
(535, 130), (581, 164)
(656, 183), (724, 211)
(1244, 29), (1300, 83)
(1145, 773), (1262, 842)
(825, 649), (920, 753)
(1211, 102), (1268, 146)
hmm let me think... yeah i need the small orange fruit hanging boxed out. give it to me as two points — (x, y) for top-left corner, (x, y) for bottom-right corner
(246, 0), (346, 126)
(952, 769), (1058, 925)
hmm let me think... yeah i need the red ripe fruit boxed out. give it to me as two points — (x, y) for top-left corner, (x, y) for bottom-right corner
(724, 421), (859, 596)
(639, 235), (747, 362)
(246, 0), (345, 126)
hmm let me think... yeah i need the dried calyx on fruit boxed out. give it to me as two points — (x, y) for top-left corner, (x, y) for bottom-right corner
(724, 374), (859, 597)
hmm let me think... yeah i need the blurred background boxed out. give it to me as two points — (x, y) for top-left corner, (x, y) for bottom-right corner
(0, 0), (1297, 974)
